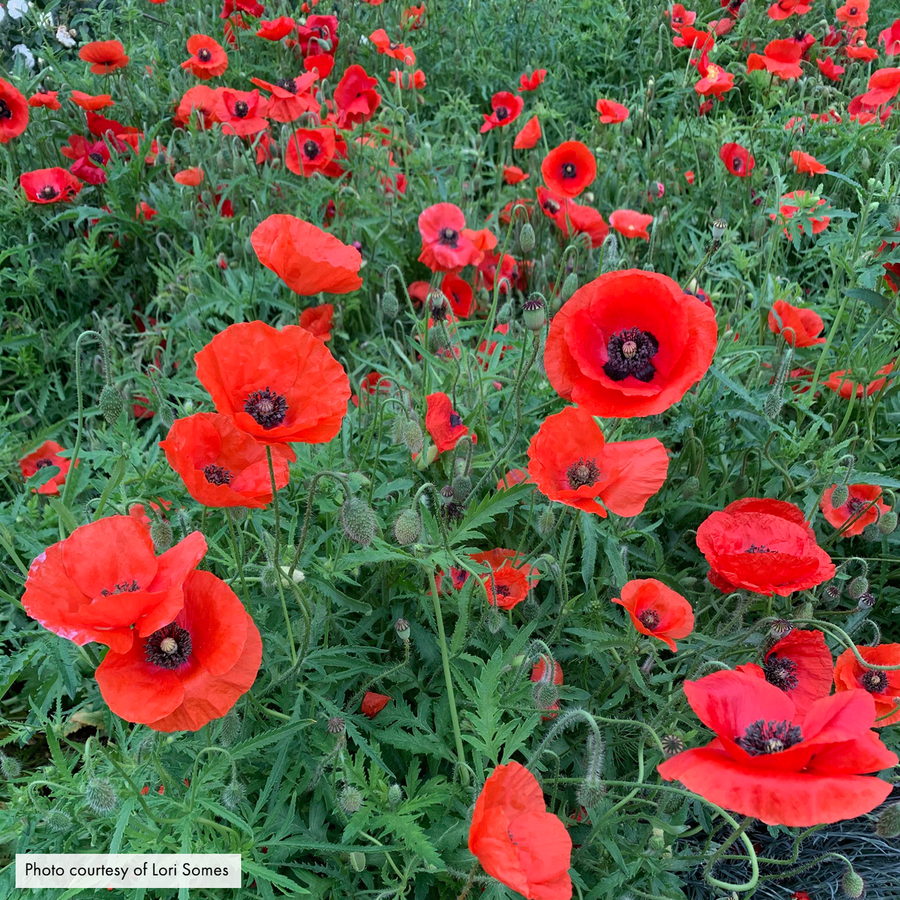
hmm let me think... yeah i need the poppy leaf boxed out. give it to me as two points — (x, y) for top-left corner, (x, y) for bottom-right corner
(845, 287), (891, 313)
(603, 531), (629, 588)
(579, 510), (598, 590)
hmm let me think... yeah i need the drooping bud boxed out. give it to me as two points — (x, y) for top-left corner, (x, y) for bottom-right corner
(519, 222), (536, 254)
(732, 474), (750, 495)
(393, 509), (422, 545)
(522, 295), (546, 333)
(338, 785), (364, 815)
(560, 272), (578, 303)
(340, 496), (377, 547)
(260, 565), (279, 596)
(393, 618), (411, 642)
(841, 866), (865, 898)
(682, 476), (700, 499)
(149, 518), (174, 552)
(46, 809), (72, 833)
(848, 576), (869, 599)
(878, 511), (898, 535)
(862, 523), (881, 542)
(99, 384), (124, 425)
(876, 802), (900, 838)
(451, 473), (472, 503)
(221, 778), (246, 810)
(537, 505), (556, 535)
(381, 291), (399, 320)
(402, 419), (424, 455)
(85, 777), (118, 813)
(830, 483), (850, 509)
(533, 681), (559, 710)
(497, 302), (513, 326)
(219, 709), (241, 747)
(576, 777), (605, 808)
(486, 605), (504, 634)
(0, 752), (21, 779)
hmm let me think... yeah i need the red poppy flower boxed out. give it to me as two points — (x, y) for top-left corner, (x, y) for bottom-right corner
(425, 392), (475, 453)
(544, 269), (717, 418)
(836, 0), (868, 27)
(821, 484), (889, 536)
(215, 88), (268, 136)
(880, 19), (900, 56)
(369, 28), (416, 65)
(19, 440), (75, 495)
(845, 30), (878, 61)
(608, 209), (653, 240)
(747, 40), (803, 79)
(816, 56), (844, 81)
(673, 25), (714, 52)
(595, 98), (629, 124)
(60, 134), (110, 185)
(441, 274), (475, 318)
(470, 548), (537, 610)
(361, 691), (391, 718)
(388, 68), (426, 89)
(70, 91), (115, 115)
(848, 94), (893, 125)
(790, 150), (826, 175)
(859, 68), (900, 107)
(695, 54), (735, 97)
(696, 498), (835, 596)
(556, 200), (609, 248)
(469, 762), (572, 900)
(541, 141), (596, 199)
(28, 89), (61, 110)
(503, 165), (529, 185)
(285, 126), (336, 175)
(767, 0), (812, 19)
(0, 79), (29, 143)
(527, 406), (668, 517)
(79, 40), (130, 74)
(256, 16), (296, 40)
(612, 579), (694, 652)
(174, 166), (205, 186)
(740, 629), (834, 715)
(480, 91), (524, 133)
(498, 468), (530, 490)
(20, 168), (83, 204)
(254, 73), (319, 122)
(518, 69), (547, 92)
(417, 203), (483, 273)
(767, 300), (825, 346)
(23, 516), (207, 653)
(772, 191), (830, 238)
(718, 142), (754, 178)
(251, 214), (363, 295)
(402, 4), (426, 28)
(299, 303), (334, 341)
(95, 569), (261, 732)
(160, 413), (294, 509)
(295, 14), (339, 55)
(334, 65), (381, 128)
(136, 202), (158, 222)
(657, 669), (896, 826)
(174, 85), (219, 128)
(182, 34), (229, 79)
(824, 364), (894, 398)
(513, 115), (541, 150)
(835, 644), (900, 727)
(195, 321), (351, 446)
(666, 3), (697, 30)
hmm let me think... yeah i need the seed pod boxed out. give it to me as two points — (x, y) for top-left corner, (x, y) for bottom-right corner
(393, 509), (422, 545)
(394, 618), (411, 642)
(85, 777), (118, 813)
(99, 385), (123, 425)
(661, 734), (684, 757)
(876, 802), (900, 838)
(340, 497), (377, 547)
(326, 716), (346, 735)
(522, 296), (546, 332)
(878, 511), (898, 535)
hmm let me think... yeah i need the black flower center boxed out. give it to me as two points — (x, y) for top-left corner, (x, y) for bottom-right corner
(144, 623), (192, 669)
(233, 100), (249, 118)
(89, 152), (104, 164)
(737, 719), (803, 756)
(542, 197), (561, 214)
(746, 544), (775, 554)
(438, 227), (459, 247)
(303, 139), (320, 159)
(638, 609), (660, 631)
(561, 161), (577, 179)
(449, 413), (462, 427)
(100, 580), (140, 597)
(849, 6), (858, 14)
(862, 670), (888, 694)
(34, 457), (54, 469)
(0, 100), (11, 120)
(566, 457), (601, 489)
(604, 327), (659, 382)
(764, 655), (799, 692)
(495, 106), (509, 121)
(198, 48), (212, 62)
(276, 77), (297, 93)
(495, 584), (511, 597)
(244, 386), (288, 429)
(38, 185), (59, 200)
(732, 157), (742, 171)
(203, 464), (233, 485)
(846, 497), (865, 514)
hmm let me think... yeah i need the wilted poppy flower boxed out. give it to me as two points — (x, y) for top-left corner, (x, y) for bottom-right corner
(174, 166), (204, 186)
(773, 191), (830, 238)
(160, 413), (294, 509)
(740, 629), (834, 715)
(174, 85), (219, 128)
(299, 303), (334, 341)
(251, 214), (363, 295)
(334, 65), (381, 128)
(859, 68), (900, 107)
(834, 644), (900, 727)
(285, 126), (336, 175)
(544, 269), (717, 417)
(361, 691), (391, 718)
(256, 16), (296, 40)
(747, 40), (803, 79)
(657, 669), (896, 826)
(790, 150), (826, 175)
(79, 40), (129, 74)
(95, 569), (261, 732)
(518, 69), (547, 92)
(182, 34), (228, 79)
(20, 167), (82, 204)
(696, 498), (834, 596)
(816, 56), (844, 81)
(836, 0), (868, 27)
(767, 0), (812, 19)
(513, 115), (541, 150)
(824, 363), (894, 399)
(550, 198), (609, 247)
(60, 134), (110, 185)
(28, 89), (61, 110)
(880, 19), (900, 56)
(719, 142), (754, 177)
(216, 88), (268, 136)
(417, 203), (483, 273)
(0, 78), (28, 143)
(23, 515), (207, 652)
(595, 98), (629, 123)
(612, 579), (693, 652)
(470, 548), (537, 610)
(609, 209), (653, 240)
(369, 28), (415, 65)
(527, 406), (668, 517)
(821, 484), (889, 536)
(768, 299), (825, 346)
(19, 440), (75, 495)
(481, 91), (524, 133)
(469, 762), (572, 900)
(195, 321), (351, 446)
(541, 141), (596, 199)
(425, 392), (475, 453)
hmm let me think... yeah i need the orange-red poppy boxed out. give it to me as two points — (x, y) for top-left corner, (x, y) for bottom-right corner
(518, 69), (547, 92)
(425, 392), (475, 453)
(299, 303), (334, 341)
(612, 579), (694, 652)
(334, 64), (381, 128)
(215, 88), (268, 136)
(609, 209), (653, 240)
(820, 484), (889, 536)
(480, 91), (524, 133)
(20, 167), (82, 204)
(79, 40), (130, 74)
(174, 85), (219, 128)
(441, 273), (475, 318)
(417, 203), (483, 273)
(719, 142), (754, 177)
(836, 0), (868, 27)
(513, 115), (541, 150)
(747, 39), (803, 79)
(772, 191), (830, 238)
(834, 644), (900, 726)
(361, 691), (391, 718)
(0, 78), (29, 143)
(182, 34), (228, 79)
(595, 98), (629, 123)
(256, 16), (296, 40)
(503, 164), (529, 184)
(285, 127), (336, 175)
(369, 28), (416, 65)
(541, 140), (596, 199)
(767, 0), (812, 19)
(174, 166), (205, 186)
(27, 89), (61, 110)
(767, 300), (825, 346)
(251, 72), (319, 122)
(816, 56), (844, 81)
(470, 548), (538, 610)
(790, 150), (826, 175)
(19, 440), (75, 495)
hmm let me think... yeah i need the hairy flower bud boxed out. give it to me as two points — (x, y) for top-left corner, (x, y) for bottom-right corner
(85, 777), (118, 813)
(848, 576), (869, 599)
(219, 709), (241, 747)
(99, 384), (124, 425)
(876, 802), (900, 838)
(519, 222), (536, 254)
(393, 509), (422, 545)
(537, 505), (557, 535)
(338, 785), (363, 815)
(387, 783), (403, 808)
(0, 753), (21, 779)
(402, 419), (424, 455)
(46, 809), (72, 833)
(575, 776), (605, 808)
(682, 476), (700, 499)
(150, 519), (174, 552)
(340, 497), (377, 547)
(732, 474), (750, 495)
(841, 866), (865, 899)
(878, 511), (898, 535)
(381, 290), (399, 320)
(221, 778), (246, 810)
(451, 474), (472, 503)
(261, 565), (279, 596)
(560, 272), (578, 303)
(830, 483), (850, 509)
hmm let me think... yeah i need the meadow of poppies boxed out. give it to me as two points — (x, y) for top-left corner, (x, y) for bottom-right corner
(2, 0), (900, 897)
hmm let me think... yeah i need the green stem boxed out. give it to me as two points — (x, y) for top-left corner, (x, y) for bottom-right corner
(266, 447), (296, 667)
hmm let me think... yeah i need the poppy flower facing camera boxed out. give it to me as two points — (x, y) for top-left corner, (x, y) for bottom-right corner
(541, 141), (596, 199)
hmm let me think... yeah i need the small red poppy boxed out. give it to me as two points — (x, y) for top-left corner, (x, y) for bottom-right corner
(470, 548), (537, 610)
(174, 166), (205, 186)
(20, 168), (83, 204)
(836, 0), (868, 27)
(503, 165), (529, 185)
(79, 40), (130, 74)
(440, 274), (475, 318)
(425, 392), (475, 453)
(718, 142), (754, 177)
(513, 115), (541, 150)
(595, 98), (629, 123)
(27, 89), (61, 110)
(880, 19), (900, 55)
(480, 91), (524, 133)
(23, 515), (207, 652)
(95, 569), (261, 732)
(695, 56), (735, 96)
(0, 78), (29, 143)
(696, 498), (835, 596)
(299, 303), (334, 341)
(767, 0), (812, 20)
(19, 440), (75, 495)
(251, 214), (362, 295)
(816, 56), (845, 81)
(256, 16), (296, 40)
(612, 579), (694, 652)
(174, 85), (219, 128)
(417, 203), (483, 273)
(388, 68), (426, 90)
(541, 141), (596, 199)
(468, 762), (572, 900)
(215, 88), (268, 136)
(823, 364), (894, 399)
(498, 469), (530, 490)
(673, 25), (714, 52)
(790, 150), (826, 175)
(361, 691), (391, 718)
(334, 65), (381, 128)
(195, 321), (351, 446)
(834, 644), (900, 727)
(527, 406), (668, 517)
(369, 28), (416, 65)
(61, 135), (110, 185)
(252, 73), (319, 123)
(160, 413), (294, 509)
(285, 127), (336, 176)
(747, 39), (803, 79)
(820, 484), (889, 536)
(772, 191), (830, 238)
(295, 13), (339, 55)
(182, 34), (229, 79)
(608, 209), (653, 240)
(767, 300), (825, 346)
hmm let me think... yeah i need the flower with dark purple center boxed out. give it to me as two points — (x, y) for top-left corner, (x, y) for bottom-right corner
(34, 457), (54, 469)
(764, 655), (799, 692)
(233, 100), (249, 118)
(863, 670), (889, 694)
(100, 579), (141, 597)
(144, 623), (193, 669)
(638, 609), (660, 631)
(736, 719), (803, 756)
(566, 457), (600, 489)
(438, 227), (459, 247)
(604, 327), (659, 382)
(203, 464), (233, 485)
(244, 387), (288, 429)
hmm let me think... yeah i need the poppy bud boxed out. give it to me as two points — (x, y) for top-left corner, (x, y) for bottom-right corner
(394, 618), (411, 642)
(381, 290), (399, 319)
(862, 523), (880, 542)
(576, 776), (605, 808)
(451, 474), (472, 503)
(340, 496), (377, 547)
(522, 296), (546, 332)
(85, 777), (118, 813)
(428, 328), (449, 353)
(221, 778), (246, 810)
(326, 716), (346, 735)
(46, 809), (72, 833)
(349, 851), (366, 872)
(0, 752), (21, 779)
(387, 783), (403, 808)
(149, 518), (173, 552)
(841, 867), (865, 899)
(653, 48), (663, 66)
(393, 509), (421, 545)
(830, 483), (850, 509)
(878, 511), (898, 535)
(876, 802), (900, 838)
(560, 272), (578, 302)
(848, 575), (869, 599)
(338, 785), (363, 815)
(219, 709), (241, 747)
(682, 476), (700, 499)
(402, 419), (424, 455)
(860, 150), (870, 173)
(261, 565), (279, 596)
(795, 600), (815, 620)
(497, 302), (512, 325)
(99, 384), (123, 425)
(537, 505), (556, 535)
(486, 605), (504, 634)
(533, 681), (559, 709)
(519, 222), (536, 254)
